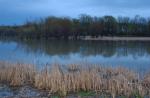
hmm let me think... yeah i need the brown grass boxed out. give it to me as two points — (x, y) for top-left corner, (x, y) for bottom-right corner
(0, 62), (150, 97)
(0, 62), (35, 86)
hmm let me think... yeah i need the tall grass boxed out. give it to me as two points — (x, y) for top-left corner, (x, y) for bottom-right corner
(0, 62), (150, 97)
(0, 62), (35, 86)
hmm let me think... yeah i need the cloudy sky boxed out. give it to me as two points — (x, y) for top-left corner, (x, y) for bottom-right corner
(0, 0), (150, 25)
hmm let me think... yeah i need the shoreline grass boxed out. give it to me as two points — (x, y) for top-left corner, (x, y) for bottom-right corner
(0, 62), (150, 97)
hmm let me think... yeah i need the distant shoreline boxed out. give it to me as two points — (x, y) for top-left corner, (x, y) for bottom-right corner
(1, 36), (150, 41)
(82, 36), (150, 41)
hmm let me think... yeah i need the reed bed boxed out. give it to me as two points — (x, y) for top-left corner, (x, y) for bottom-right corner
(0, 62), (35, 86)
(0, 62), (150, 97)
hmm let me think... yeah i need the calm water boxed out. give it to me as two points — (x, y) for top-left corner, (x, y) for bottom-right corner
(0, 39), (150, 72)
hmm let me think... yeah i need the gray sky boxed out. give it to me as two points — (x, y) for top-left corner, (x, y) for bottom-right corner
(0, 0), (150, 25)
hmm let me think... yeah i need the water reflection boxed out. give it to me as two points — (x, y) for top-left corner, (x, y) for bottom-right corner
(17, 40), (150, 57)
(0, 39), (150, 72)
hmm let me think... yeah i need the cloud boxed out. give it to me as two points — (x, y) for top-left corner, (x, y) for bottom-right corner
(0, 0), (150, 25)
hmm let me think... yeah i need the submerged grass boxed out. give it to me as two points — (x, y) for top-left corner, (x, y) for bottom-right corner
(0, 62), (150, 97)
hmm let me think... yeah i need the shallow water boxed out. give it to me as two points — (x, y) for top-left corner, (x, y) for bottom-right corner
(0, 84), (46, 98)
(0, 39), (150, 73)
(0, 85), (149, 98)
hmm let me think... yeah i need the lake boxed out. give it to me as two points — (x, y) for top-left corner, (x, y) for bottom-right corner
(0, 39), (150, 73)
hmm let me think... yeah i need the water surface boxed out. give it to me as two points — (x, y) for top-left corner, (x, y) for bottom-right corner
(0, 39), (150, 73)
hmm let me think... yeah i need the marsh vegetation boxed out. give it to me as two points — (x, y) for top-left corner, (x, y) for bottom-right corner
(0, 62), (150, 97)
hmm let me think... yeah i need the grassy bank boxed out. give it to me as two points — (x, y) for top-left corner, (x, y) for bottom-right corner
(0, 62), (150, 98)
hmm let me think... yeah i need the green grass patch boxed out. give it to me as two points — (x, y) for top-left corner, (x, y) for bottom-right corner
(78, 91), (95, 97)
(133, 92), (144, 98)
(51, 95), (60, 98)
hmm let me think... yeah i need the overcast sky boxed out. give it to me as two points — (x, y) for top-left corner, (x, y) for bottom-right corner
(0, 0), (150, 25)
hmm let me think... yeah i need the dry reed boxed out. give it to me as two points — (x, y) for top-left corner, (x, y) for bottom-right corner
(0, 61), (150, 97)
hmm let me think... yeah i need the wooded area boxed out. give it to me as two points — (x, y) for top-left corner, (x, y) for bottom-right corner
(0, 15), (150, 39)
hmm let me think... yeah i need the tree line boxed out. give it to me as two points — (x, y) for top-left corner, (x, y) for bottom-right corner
(0, 15), (150, 39)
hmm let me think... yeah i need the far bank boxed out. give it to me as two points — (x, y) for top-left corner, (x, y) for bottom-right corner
(82, 36), (150, 41)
